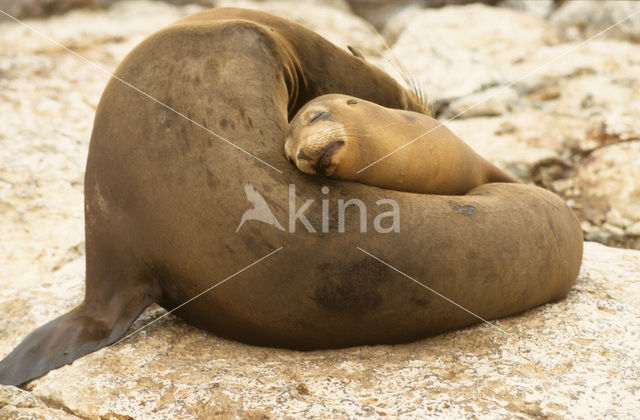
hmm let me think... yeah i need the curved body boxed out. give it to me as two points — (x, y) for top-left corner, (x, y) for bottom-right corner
(0, 8), (583, 386)
(285, 94), (519, 194)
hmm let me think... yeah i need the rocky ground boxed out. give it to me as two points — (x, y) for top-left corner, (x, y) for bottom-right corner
(0, 0), (639, 418)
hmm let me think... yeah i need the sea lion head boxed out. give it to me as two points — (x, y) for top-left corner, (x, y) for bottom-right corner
(285, 95), (366, 178)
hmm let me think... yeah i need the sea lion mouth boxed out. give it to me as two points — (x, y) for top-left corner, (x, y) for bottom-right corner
(312, 139), (345, 176)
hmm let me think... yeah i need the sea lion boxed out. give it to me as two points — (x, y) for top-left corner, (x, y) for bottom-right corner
(0, 7), (583, 387)
(285, 94), (519, 195)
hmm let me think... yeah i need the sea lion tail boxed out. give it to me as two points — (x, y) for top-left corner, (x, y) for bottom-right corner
(0, 290), (155, 386)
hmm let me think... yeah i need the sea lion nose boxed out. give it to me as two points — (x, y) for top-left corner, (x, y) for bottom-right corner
(308, 111), (331, 124)
(297, 149), (313, 161)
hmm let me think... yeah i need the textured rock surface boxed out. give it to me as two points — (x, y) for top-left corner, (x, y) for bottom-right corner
(551, 0), (640, 44)
(573, 142), (640, 249)
(0, 385), (81, 419)
(500, 0), (555, 19)
(383, 4), (559, 100)
(0, 0), (96, 20)
(1, 244), (638, 418)
(347, 0), (501, 30)
(1, 1), (639, 418)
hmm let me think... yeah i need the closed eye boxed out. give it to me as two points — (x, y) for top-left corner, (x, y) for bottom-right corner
(309, 111), (332, 123)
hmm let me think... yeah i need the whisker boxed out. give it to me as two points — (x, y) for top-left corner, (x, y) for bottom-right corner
(362, 24), (430, 115)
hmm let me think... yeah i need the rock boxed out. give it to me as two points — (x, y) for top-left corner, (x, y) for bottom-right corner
(580, 114), (640, 154)
(0, 385), (82, 420)
(551, 177), (574, 195)
(506, 40), (640, 118)
(580, 220), (595, 233)
(602, 223), (626, 239)
(346, 0), (500, 30)
(486, 37), (640, 195)
(382, 4), (557, 103)
(219, 0), (352, 13)
(584, 230), (612, 245)
(443, 116), (560, 181)
(500, 0), (555, 19)
(606, 208), (631, 229)
(440, 85), (519, 118)
(551, 0), (640, 44)
(627, 221), (640, 236)
(432, 101), (593, 184)
(0, 0), (96, 20)
(347, 0), (423, 31)
(422, 0), (500, 6)
(1, 242), (638, 418)
(573, 141), (640, 231)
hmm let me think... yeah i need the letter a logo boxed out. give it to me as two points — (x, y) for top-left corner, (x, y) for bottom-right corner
(236, 183), (285, 232)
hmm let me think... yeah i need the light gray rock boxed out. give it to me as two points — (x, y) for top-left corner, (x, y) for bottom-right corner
(218, 0), (352, 13)
(383, 4), (558, 101)
(551, 0), (640, 44)
(627, 221), (640, 236)
(347, 0), (422, 31)
(346, 0), (501, 31)
(500, 0), (554, 19)
(418, 28), (640, 188)
(571, 140), (640, 249)
(440, 85), (519, 118)
(507, 40), (640, 132)
(0, 0), (95, 20)
(606, 208), (631, 230)
(443, 116), (560, 181)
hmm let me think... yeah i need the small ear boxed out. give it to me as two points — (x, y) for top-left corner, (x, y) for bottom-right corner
(347, 45), (366, 61)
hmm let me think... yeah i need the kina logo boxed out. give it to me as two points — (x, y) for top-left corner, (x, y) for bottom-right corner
(236, 183), (285, 232)
(236, 183), (400, 234)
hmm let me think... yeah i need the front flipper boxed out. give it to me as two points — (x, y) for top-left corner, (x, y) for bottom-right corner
(0, 293), (154, 386)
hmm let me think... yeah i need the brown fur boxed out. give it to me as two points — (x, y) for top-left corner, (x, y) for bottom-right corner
(0, 8), (582, 386)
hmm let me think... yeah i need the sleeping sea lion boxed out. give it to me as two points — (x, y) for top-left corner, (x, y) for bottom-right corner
(0, 7), (583, 386)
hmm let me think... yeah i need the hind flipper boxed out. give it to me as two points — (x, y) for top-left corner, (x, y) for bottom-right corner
(0, 289), (154, 386)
